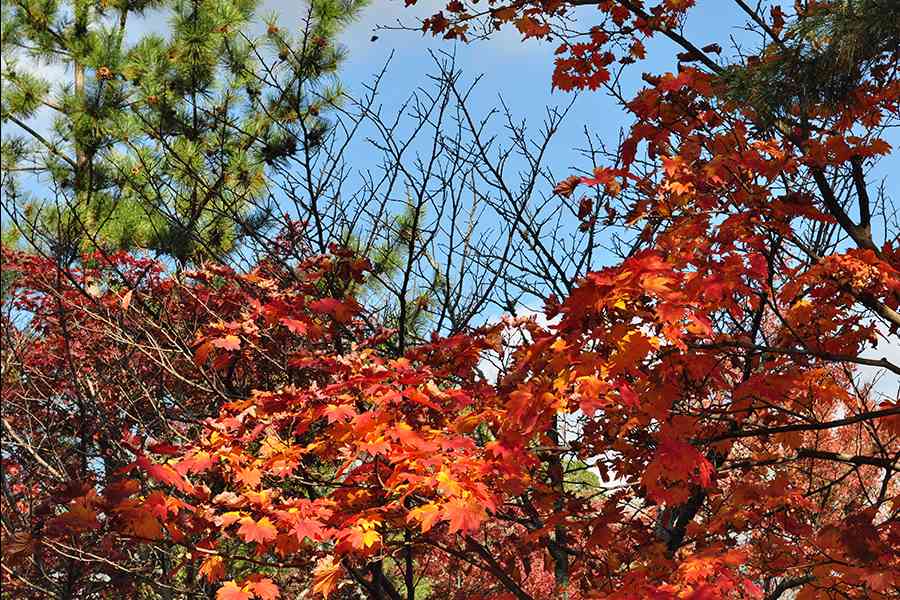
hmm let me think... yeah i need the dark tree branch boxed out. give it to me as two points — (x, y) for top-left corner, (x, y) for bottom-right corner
(701, 406), (900, 444)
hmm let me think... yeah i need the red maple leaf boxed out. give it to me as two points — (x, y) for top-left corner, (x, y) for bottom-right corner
(309, 298), (358, 323)
(280, 317), (308, 335)
(136, 456), (194, 493)
(444, 497), (486, 534)
(292, 518), (324, 542)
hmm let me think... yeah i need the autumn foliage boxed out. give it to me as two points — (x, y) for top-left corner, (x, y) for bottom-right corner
(3, 1), (900, 599)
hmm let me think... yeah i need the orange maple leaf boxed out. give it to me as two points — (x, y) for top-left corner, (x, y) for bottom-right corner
(251, 577), (280, 600)
(444, 496), (486, 534)
(312, 558), (343, 597)
(235, 466), (262, 489)
(200, 555), (225, 583)
(117, 503), (163, 540)
(216, 581), (252, 600)
(52, 499), (100, 532)
(237, 516), (278, 545)
(121, 288), (134, 311)
(554, 175), (581, 198)
(194, 340), (213, 366)
(408, 503), (442, 533)
(323, 404), (356, 424)
(137, 456), (194, 493)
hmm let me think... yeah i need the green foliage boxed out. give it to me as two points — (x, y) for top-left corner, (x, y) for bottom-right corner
(720, 0), (900, 127)
(563, 457), (601, 494)
(1, 0), (366, 264)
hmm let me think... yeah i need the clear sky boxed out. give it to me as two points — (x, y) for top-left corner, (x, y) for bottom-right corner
(327, 0), (752, 178)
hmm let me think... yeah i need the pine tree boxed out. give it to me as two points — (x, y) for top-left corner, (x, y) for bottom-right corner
(1, 0), (366, 265)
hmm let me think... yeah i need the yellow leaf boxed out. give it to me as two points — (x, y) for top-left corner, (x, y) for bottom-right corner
(199, 555), (225, 583)
(361, 529), (381, 548)
(408, 503), (441, 533)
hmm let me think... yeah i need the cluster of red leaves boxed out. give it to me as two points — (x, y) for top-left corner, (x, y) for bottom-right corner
(1, 246), (525, 598)
(3, 231), (896, 599)
(410, 0), (699, 91)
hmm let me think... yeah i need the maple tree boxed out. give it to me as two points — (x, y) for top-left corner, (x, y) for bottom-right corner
(3, 1), (900, 599)
(400, 0), (900, 597)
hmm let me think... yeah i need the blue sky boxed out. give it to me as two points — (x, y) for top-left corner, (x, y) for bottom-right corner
(322, 0), (897, 225)
(332, 0), (752, 177)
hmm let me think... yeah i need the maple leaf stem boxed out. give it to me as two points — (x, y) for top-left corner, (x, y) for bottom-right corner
(459, 536), (536, 600)
(0, 564), (58, 598)
(1, 417), (66, 481)
(345, 564), (399, 600)
(725, 449), (896, 470)
(367, 561), (403, 600)
(546, 416), (570, 587)
(403, 529), (414, 600)
(849, 156), (873, 232)
(743, 291), (770, 384)
(794, 448), (896, 469)
(810, 167), (878, 254)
